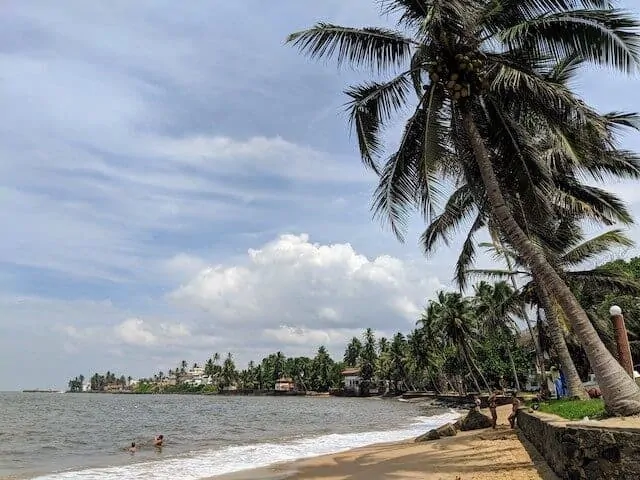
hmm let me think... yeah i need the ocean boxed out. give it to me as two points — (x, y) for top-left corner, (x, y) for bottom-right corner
(0, 392), (459, 480)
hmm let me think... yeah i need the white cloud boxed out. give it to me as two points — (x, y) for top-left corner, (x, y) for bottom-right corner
(113, 318), (191, 347)
(170, 233), (444, 340)
(149, 135), (371, 183)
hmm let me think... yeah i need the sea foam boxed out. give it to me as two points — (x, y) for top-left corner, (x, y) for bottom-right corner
(33, 410), (460, 480)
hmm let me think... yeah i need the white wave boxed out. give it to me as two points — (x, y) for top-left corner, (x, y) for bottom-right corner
(32, 411), (460, 480)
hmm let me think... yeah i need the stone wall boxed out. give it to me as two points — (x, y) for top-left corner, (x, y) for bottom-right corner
(517, 409), (640, 480)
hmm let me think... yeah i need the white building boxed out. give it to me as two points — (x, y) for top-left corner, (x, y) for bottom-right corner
(341, 367), (361, 395)
(275, 377), (296, 392)
(189, 366), (205, 377)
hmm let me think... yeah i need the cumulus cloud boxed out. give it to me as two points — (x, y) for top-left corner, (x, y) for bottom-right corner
(170, 233), (444, 347)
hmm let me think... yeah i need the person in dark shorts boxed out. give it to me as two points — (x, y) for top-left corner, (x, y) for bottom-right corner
(488, 391), (498, 428)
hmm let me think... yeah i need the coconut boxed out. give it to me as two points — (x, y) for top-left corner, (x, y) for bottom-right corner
(446, 80), (456, 89)
(460, 88), (469, 97)
(430, 73), (440, 82)
(450, 73), (459, 81)
(453, 91), (461, 100)
(454, 83), (462, 91)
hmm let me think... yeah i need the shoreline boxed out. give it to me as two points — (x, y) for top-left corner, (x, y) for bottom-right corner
(207, 406), (558, 480)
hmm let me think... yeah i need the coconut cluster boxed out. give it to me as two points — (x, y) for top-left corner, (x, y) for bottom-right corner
(426, 52), (489, 101)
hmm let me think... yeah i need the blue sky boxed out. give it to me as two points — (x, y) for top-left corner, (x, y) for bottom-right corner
(1, 0), (639, 390)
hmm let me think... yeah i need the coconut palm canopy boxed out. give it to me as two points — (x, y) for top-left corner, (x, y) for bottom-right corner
(288, 0), (640, 415)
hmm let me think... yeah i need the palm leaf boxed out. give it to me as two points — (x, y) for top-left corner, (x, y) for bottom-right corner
(420, 184), (477, 253)
(372, 88), (446, 239)
(501, 9), (640, 73)
(286, 23), (415, 72)
(465, 268), (528, 280)
(567, 270), (640, 296)
(561, 229), (635, 266)
(454, 213), (487, 290)
(344, 74), (413, 172)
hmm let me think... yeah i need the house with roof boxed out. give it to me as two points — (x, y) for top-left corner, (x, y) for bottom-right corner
(275, 377), (296, 392)
(341, 367), (362, 395)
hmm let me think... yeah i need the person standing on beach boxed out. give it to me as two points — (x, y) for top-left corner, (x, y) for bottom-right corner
(508, 393), (520, 429)
(488, 391), (498, 429)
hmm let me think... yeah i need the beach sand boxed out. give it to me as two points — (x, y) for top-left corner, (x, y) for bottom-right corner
(211, 405), (558, 480)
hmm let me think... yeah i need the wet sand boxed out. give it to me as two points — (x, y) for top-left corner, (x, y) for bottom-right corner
(210, 405), (558, 480)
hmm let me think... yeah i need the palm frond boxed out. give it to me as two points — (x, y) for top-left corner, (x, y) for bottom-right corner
(552, 178), (633, 225)
(567, 270), (640, 295)
(603, 111), (640, 131)
(501, 9), (640, 73)
(454, 213), (487, 290)
(544, 53), (584, 83)
(372, 86), (447, 239)
(420, 184), (477, 254)
(286, 23), (415, 72)
(561, 229), (635, 266)
(344, 74), (413, 172)
(465, 268), (528, 280)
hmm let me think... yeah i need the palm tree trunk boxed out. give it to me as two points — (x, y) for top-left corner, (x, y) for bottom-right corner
(466, 344), (491, 392)
(505, 343), (522, 392)
(496, 237), (547, 391)
(462, 350), (482, 393)
(461, 109), (640, 415)
(535, 282), (589, 400)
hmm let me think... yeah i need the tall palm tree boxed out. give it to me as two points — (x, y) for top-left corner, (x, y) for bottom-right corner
(472, 228), (639, 396)
(423, 291), (490, 392)
(473, 281), (524, 391)
(288, 0), (640, 414)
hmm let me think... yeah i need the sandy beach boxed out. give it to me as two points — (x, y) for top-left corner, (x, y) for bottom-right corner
(211, 405), (558, 480)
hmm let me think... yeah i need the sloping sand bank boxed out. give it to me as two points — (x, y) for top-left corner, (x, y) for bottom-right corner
(212, 405), (558, 480)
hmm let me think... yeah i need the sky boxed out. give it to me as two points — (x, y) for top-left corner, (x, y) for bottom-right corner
(1, 1), (640, 390)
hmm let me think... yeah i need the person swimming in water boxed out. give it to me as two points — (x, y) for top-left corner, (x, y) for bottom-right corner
(154, 434), (164, 447)
(127, 442), (137, 453)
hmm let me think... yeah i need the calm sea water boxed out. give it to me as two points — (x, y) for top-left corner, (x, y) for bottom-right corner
(0, 392), (458, 480)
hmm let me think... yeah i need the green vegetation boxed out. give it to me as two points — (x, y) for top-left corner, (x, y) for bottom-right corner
(67, 2), (640, 415)
(538, 399), (606, 421)
(69, 279), (536, 396)
(287, 0), (640, 415)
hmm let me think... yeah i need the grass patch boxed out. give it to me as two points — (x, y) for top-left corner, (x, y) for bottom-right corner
(536, 398), (605, 420)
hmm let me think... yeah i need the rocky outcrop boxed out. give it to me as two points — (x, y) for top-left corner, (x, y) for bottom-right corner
(459, 409), (493, 431)
(415, 429), (442, 442)
(517, 409), (640, 479)
(415, 422), (458, 442)
(437, 423), (458, 437)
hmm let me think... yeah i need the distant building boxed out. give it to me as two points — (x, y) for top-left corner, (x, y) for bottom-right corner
(341, 367), (361, 395)
(82, 381), (91, 392)
(275, 377), (296, 392)
(189, 366), (205, 376)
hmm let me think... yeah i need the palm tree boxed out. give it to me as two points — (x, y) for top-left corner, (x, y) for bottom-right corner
(473, 281), (524, 391)
(472, 228), (639, 398)
(344, 337), (363, 366)
(288, 0), (640, 414)
(423, 291), (489, 393)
